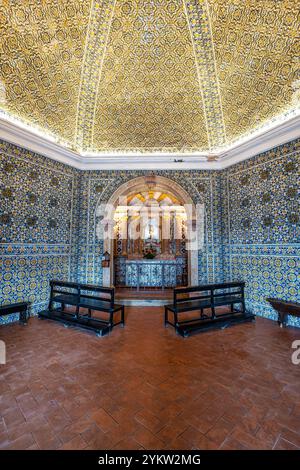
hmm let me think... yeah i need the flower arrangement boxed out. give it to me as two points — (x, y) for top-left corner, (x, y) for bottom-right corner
(143, 245), (157, 259)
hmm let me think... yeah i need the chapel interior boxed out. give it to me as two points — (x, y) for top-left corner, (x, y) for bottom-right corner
(0, 0), (299, 452)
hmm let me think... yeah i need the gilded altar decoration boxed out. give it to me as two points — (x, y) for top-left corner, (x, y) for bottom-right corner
(113, 189), (188, 286)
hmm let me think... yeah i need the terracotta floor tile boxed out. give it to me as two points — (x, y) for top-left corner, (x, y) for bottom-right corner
(2, 432), (36, 450)
(133, 425), (165, 450)
(59, 435), (88, 450)
(167, 435), (195, 450)
(2, 407), (26, 429)
(6, 415), (48, 442)
(81, 423), (112, 450)
(0, 312), (299, 450)
(180, 426), (217, 450)
(156, 418), (189, 445)
(134, 409), (164, 434)
(32, 424), (62, 450)
(0, 436), (10, 450)
(228, 427), (270, 450)
(279, 428), (300, 448)
(273, 437), (300, 450)
(206, 417), (235, 447)
(90, 408), (118, 433)
(58, 414), (94, 444)
(112, 437), (143, 450)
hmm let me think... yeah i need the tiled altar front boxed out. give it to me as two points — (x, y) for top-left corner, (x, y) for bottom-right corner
(118, 259), (187, 289)
(125, 259), (184, 289)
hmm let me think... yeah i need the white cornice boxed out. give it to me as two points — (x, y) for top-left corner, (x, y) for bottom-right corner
(0, 117), (83, 169)
(0, 112), (299, 171)
(218, 113), (300, 168)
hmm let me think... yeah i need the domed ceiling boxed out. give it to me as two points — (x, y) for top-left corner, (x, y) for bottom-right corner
(0, 0), (299, 157)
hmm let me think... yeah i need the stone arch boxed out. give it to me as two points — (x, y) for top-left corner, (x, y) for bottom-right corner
(95, 175), (204, 287)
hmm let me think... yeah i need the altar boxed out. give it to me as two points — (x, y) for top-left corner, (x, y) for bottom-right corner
(119, 259), (186, 289)
(112, 185), (188, 288)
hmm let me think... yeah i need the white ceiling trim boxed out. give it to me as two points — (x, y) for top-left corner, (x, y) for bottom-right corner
(0, 113), (299, 171)
(0, 117), (82, 169)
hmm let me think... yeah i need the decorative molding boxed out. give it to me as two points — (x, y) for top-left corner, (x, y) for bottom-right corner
(183, 0), (226, 149)
(219, 113), (300, 168)
(0, 113), (299, 170)
(0, 117), (82, 169)
(75, 0), (116, 151)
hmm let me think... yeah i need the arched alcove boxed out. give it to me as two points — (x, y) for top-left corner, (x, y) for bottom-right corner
(95, 175), (205, 287)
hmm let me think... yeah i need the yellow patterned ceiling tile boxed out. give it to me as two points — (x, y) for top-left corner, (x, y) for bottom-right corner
(0, 0), (91, 146)
(208, 0), (299, 144)
(0, 0), (298, 155)
(92, 0), (209, 154)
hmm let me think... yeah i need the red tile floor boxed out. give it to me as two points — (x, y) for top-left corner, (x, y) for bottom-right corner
(0, 307), (300, 450)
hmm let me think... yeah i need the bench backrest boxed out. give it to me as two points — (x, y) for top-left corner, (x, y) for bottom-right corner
(50, 280), (115, 308)
(173, 281), (245, 306)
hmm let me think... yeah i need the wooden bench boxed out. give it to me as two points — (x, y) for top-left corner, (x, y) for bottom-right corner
(266, 298), (300, 327)
(0, 302), (30, 325)
(165, 281), (255, 337)
(39, 280), (125, 337)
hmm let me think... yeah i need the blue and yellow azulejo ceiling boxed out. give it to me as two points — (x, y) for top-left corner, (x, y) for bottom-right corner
(0, 0), (299, 155)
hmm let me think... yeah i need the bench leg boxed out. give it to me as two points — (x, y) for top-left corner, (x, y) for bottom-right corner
(164, 307), (168, 326)
(278, 311), (287, 327)
(109, 311), (114, 329)
(121, 306), (125, 327)
(75, 305), (80, 319)
(19, 310), (27, 325)
(174, 312), (179, 329)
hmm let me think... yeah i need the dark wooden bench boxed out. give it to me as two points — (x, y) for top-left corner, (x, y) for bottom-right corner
(165, 281), (255, 337)
(266, 298), (300, 327)
(0, 302), (30, 325)
(38, 280), (125, 337)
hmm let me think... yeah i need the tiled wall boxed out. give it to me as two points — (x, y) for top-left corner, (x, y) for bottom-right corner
(0, 140), (79, 323)
(76, 170), (224, 286)
(0, 137), (299, 327)
(221, 139), (300, 327)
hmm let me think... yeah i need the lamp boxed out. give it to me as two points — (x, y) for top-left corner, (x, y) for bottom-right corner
(101, 251), (110, 268)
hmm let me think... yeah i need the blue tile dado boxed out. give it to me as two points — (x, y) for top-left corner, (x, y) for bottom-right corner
(0, 139), (79, 324)
(0, 244), (71, 256)
(0, 137), (299, 328)
(223, 243), (300, 258)
(221, 138), (300, 327)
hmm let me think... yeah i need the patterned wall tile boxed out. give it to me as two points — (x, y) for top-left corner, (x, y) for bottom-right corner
(0, 137), (299, 330)
(222, 138), (300, 327)
(76, 169), (222, 287)
(0, 139), (79, 324)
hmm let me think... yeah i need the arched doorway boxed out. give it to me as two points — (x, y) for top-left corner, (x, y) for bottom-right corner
(96, 175), (204, 288)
